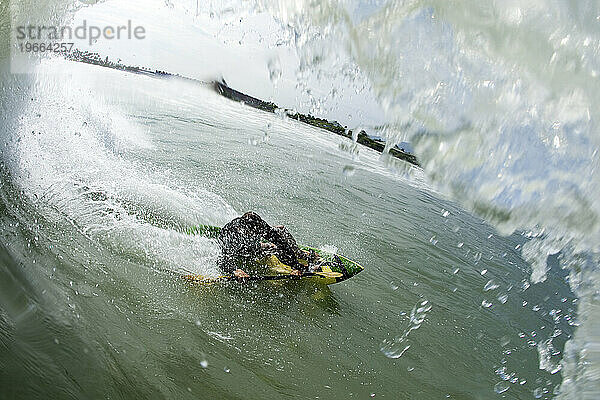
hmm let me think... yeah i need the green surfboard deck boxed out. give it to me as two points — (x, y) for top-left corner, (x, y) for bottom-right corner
(184, 224), (364, 285)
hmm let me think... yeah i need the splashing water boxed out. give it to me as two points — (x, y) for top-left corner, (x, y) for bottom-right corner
(381, 299), (432, 359)
(241, 1), (600, 397)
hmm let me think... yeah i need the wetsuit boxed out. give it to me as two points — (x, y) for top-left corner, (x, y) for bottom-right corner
(265, 225), (303, 270)
(217, 212), (306, 274)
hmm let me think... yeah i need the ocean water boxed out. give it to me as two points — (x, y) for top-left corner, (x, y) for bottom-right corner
(1, 1), (599, 399)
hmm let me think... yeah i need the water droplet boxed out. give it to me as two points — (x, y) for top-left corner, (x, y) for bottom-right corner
(483, 280), (499, 291)
(495, 366), (509, 379)
(342, 165), (356, 176)
(267, 57), (282, 84)
(381, 340), (410, 359)
(494, 381), (510, 394)
(552, 329), (562, 338)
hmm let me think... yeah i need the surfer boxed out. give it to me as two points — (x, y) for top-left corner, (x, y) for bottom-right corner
(217, 212), (319, 278)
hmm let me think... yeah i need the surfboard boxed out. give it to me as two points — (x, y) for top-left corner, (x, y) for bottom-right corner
(183, 224), (364, 285)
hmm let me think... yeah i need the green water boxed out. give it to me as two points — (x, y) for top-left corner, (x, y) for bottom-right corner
(0, 62), (575, 399)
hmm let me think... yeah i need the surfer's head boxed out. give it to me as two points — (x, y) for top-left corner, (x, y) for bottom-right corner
(241, 211), (271, 236)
